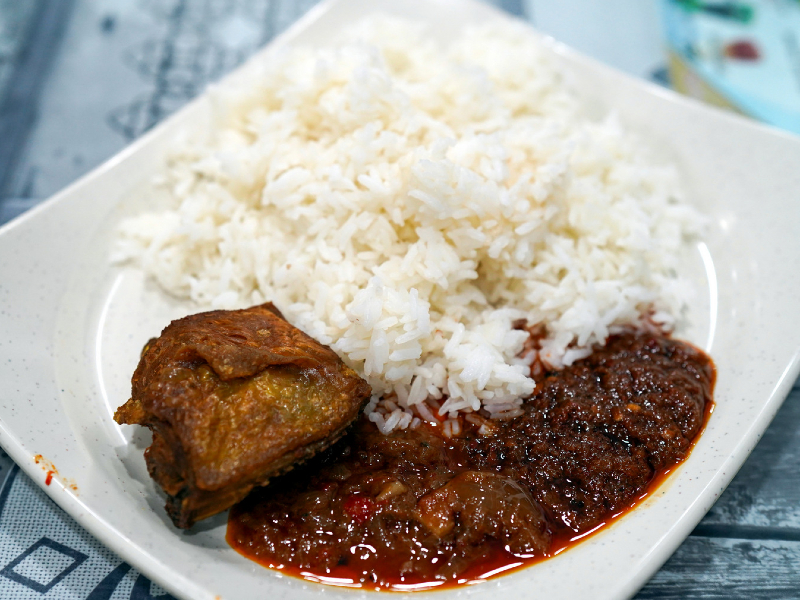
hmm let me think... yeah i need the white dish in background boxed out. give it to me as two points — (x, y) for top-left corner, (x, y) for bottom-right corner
(1, 0), (799, 598)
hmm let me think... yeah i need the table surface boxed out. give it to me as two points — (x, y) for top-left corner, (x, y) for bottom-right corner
(0, 1), (798, 598)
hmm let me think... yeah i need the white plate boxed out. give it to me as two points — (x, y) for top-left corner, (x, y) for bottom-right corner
(1, 0), (800, 598)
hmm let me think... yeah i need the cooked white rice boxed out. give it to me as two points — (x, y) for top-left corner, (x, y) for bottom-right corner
(113, 17), (703, 433)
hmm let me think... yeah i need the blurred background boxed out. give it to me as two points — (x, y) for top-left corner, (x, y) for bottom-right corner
(0, 1), (798, 598)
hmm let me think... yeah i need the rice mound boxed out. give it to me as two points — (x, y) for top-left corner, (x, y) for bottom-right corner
(114, 17), (702, 433)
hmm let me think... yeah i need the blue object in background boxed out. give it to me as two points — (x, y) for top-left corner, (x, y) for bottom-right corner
(662, 0), (800, 134)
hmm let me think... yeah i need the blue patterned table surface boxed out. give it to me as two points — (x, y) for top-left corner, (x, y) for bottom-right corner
(0, 2), (798, 599)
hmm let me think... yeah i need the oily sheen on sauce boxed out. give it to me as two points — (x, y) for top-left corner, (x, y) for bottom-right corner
(226, 332), (716, 591)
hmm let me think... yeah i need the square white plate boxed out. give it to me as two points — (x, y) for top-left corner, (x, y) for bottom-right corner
(1, 0), (799, 598)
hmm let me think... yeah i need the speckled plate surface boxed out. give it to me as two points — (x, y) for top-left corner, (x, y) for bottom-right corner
(1, 0), (799, 598)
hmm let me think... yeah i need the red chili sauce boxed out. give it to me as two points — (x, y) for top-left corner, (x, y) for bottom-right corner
(227, 331), (715, 591)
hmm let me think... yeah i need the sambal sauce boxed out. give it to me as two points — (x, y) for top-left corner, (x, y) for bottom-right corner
(227, 331), (715, 590)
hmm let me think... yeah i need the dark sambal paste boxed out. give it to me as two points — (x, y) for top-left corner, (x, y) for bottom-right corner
(227, 331), (715, 590)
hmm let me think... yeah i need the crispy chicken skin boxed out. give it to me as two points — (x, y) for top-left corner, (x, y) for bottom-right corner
(114, 302), (372, 529)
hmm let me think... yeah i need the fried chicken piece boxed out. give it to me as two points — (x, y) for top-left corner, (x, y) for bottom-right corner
(114, 302), (371, 528)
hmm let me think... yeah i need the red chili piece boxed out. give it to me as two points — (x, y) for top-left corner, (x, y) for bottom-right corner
(343, 496), (376, 525)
